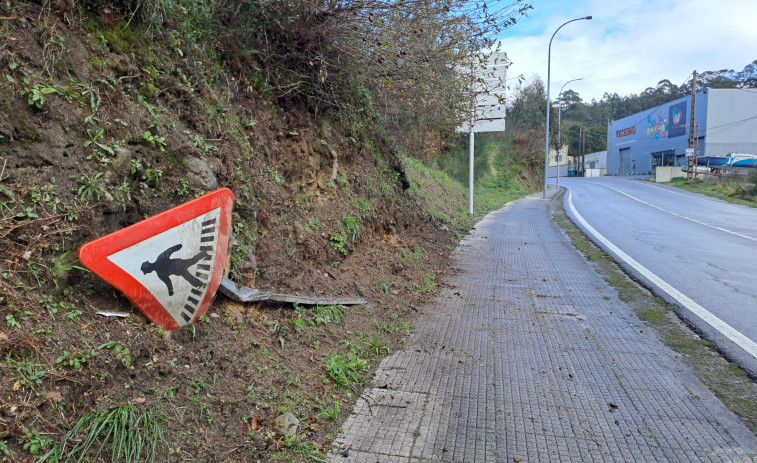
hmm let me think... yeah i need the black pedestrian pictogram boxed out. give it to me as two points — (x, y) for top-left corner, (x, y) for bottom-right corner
(141, 244), (209, 296)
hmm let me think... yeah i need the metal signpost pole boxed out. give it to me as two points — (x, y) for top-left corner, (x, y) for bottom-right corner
(457, 52), (507, 214)
(469, 130), (475, 216)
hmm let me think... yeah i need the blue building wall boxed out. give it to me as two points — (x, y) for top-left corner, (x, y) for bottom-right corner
(606, 91), (708, 175)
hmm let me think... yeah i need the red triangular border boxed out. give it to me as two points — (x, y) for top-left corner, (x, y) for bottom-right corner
(78, 188), (234, 330)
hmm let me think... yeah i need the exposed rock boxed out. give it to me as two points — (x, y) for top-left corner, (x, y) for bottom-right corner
(272, 412), (299, 437)
(185, 156), (218, 189)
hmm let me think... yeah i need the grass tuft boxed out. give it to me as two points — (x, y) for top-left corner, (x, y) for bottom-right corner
(38, 403), (167, 463)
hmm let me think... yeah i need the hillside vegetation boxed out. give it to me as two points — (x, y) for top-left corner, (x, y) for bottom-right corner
(0, 2), (534, 461)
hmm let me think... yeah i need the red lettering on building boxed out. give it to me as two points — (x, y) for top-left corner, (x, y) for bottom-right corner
(615, 126), (636, 138)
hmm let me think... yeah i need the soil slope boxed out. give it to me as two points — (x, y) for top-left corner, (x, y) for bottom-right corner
(0, 7), (467, 462)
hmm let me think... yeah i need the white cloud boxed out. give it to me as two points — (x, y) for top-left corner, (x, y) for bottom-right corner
(500, 0), (757, 102)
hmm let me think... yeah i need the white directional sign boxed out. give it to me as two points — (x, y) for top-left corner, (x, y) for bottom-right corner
(456, 52), (508, 133)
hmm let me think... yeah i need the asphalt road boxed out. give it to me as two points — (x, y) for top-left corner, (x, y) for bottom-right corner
(560, 176), (757, 376)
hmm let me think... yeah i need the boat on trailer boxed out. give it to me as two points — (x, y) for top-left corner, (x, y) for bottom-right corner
(696, 153), (757, 168)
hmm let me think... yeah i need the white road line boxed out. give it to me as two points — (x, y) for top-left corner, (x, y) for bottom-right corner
(566, 189), (757, 361)
(636, 182), (690, 197)
(599, 184), (757, 243)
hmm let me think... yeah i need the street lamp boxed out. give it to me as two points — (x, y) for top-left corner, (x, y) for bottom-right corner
(557, 77), (583, 188)
(543, 16), (592, 198)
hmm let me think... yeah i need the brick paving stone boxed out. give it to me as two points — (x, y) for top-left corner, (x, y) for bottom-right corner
(330, 193), (757, 462)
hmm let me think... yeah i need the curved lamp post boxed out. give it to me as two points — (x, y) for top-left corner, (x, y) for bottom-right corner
(556, 77), (583, 188)
(543, 16), (592, 198)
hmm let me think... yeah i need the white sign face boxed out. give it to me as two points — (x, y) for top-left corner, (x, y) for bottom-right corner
(461, 118), (505, 133)
(107, 208), (221, 326)
(456, 52), (508, 133)
(475, 104), (506, 120)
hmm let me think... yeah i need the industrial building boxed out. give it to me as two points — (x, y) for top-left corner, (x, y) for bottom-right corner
(606, 88), (757, 176)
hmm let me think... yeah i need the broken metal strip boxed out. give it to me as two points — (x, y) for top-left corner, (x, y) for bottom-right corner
(219, 277), (367, 306)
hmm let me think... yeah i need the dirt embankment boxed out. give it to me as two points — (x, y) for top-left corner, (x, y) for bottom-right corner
(0, 7), (460, 462)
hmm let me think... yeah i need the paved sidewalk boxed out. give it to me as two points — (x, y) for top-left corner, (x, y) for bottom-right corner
(329, 193), (757, 462)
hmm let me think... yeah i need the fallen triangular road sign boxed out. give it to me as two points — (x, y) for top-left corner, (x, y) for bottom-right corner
(78, 188), (234, 330)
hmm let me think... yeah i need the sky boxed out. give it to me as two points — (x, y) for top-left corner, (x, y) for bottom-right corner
(498, 0), (757, 103)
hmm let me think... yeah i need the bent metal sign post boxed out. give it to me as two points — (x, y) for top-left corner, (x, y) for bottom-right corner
(78, 188), (233, 330)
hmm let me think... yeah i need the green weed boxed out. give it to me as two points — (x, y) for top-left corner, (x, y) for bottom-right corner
(145, 167), (163, 184)
(15, 207), (39, 220)
(0, 439), (10, 457)
(20, 84), (58, 109)
(75, 172), (106, 202)
(410, 272), (436, 292)
(342, 213), (361, 242)
(27, 261), (43, 286)
(329, 233), (347, 255)
(352, 197), (373, 216)
(365, 334), (390, 356)
(323, 353), (367, 387)
(290, 315), (305, 333)
(191, 134), (219, 156)
(84, 127), (115, 157)
(5, 313), (21, 329)
(56, 349), (94, 370)
(98, 341), (133, 368)
(269, 169), (285, 186)
(18, 427), (54, 455)
(49, 250), (87, 285)
(400, 246), (422, 264)
(110, 177), (133, 210)
(319, 401), (340, 420)
(175, 178), (190, 196)
(377, 279), (390, 294)
(376, 312), (409, 335)
(142, 130), (167, 151)
(312, 305), (346, 325)
(38, 403), (167, 463)
(305, 217), (321, 232)
(5, 355), (46, 388)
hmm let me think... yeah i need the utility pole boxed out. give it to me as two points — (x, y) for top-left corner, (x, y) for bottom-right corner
(580, 126), (586, 176)
(687, 70), (697, 180)
(578, 126), (582, 176)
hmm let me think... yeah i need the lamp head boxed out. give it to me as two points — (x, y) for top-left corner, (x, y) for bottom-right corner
(585, 16), (592, 20)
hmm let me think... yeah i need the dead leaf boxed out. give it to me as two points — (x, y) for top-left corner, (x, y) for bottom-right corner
(312, 441), (326, 452)
(609, 402), (618, 409)
(377, 395), (386, 402)
(11, 381), (21, 391)
(47, 390), (63, 402)
(242, 422), (249, 436)
(514, 455), (523, 462)
(132, 397), (146, 404)
(250, 415), (259, 431)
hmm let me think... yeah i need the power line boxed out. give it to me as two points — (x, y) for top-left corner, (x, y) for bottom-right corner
(703, 113), (757, 136)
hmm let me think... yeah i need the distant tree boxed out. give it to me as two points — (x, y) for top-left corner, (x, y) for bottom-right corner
(563, 124), (607, 157)
(506, 76), (548, 132)
(559, 89), (583, 109)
